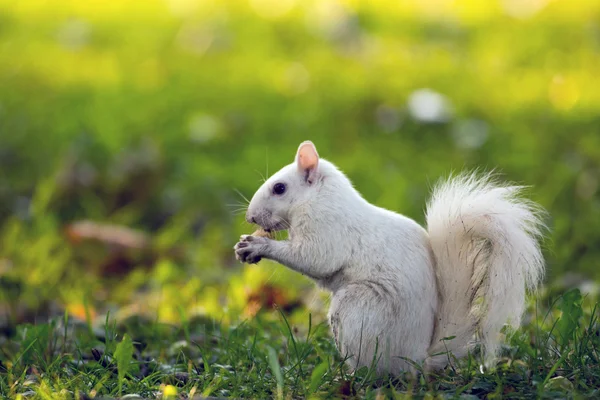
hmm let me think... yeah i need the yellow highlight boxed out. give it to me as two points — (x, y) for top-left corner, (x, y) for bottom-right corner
(250, 0), (297, 19)
(66, 303), (97, 322)
(163, 384), (178, 398)
(549, 75), (580, 111)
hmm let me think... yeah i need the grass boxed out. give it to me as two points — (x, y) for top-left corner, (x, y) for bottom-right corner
(1, 288), (598, 399)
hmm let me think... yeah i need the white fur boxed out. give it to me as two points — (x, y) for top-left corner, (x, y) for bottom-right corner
(424, 172), (546, 369)
(234, 142), (547, 375)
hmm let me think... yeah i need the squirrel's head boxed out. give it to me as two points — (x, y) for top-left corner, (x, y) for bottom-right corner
(245, 141), (322, 232)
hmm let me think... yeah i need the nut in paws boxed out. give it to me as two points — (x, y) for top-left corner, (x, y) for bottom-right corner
(234, 235), (268, 264)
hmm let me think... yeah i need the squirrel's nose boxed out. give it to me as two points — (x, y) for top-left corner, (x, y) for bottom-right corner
(246, 214), (256, 224)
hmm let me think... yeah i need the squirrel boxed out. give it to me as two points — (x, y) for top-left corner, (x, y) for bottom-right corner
(234, 140), (547, 375)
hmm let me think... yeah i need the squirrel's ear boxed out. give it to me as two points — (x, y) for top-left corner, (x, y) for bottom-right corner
(295, 141), (319, 184)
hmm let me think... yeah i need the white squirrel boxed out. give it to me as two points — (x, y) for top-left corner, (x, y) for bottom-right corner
(234, 140), (547, 375)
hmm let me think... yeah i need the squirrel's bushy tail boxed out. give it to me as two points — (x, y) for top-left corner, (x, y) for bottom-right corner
(424, 172), (546, 370)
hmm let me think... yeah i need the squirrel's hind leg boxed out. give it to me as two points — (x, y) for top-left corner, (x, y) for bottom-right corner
(328, 283), (429, 377)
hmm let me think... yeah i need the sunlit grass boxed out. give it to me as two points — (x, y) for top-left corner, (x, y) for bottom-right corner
(0, 289), (598, 398)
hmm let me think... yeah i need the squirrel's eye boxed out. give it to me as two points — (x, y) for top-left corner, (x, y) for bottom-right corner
(273, 183), (286, 195)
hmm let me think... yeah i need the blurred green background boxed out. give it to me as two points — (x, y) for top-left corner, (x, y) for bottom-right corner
(0, 0), (599, 329)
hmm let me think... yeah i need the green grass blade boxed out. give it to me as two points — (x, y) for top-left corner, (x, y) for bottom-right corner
(308, 361), (329, 395)
(114, 333), (134, 396)
(267, 346), (283, 400)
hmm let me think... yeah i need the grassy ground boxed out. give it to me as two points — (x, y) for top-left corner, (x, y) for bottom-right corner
(1, 285), (598, 399)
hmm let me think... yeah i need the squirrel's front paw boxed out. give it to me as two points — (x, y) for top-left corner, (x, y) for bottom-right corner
(234, 235), (268, 264)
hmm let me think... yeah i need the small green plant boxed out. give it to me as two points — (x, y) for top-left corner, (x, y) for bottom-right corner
(114, 333), (134, 396)
(556, 288), (584, 347)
